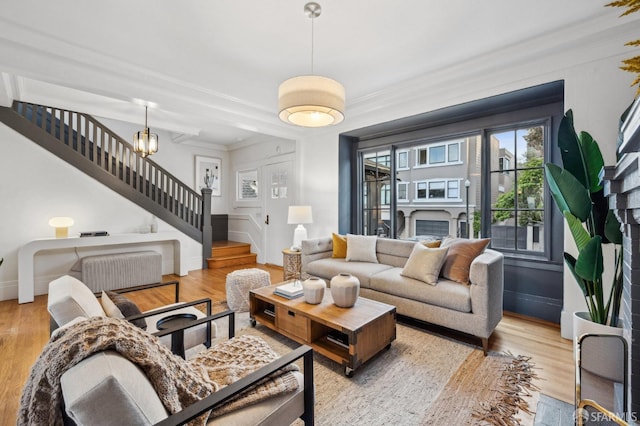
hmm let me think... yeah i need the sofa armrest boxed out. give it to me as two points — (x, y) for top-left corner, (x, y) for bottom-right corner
(301, 237), (333, 272)
(468, 249), (504, 338)
(154, 344), (315, 426)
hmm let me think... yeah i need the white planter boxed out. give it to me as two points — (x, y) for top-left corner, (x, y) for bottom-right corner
(573, 311), (624, 381)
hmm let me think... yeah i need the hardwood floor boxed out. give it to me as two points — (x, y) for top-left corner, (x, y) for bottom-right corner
(0, 264), (574, 423)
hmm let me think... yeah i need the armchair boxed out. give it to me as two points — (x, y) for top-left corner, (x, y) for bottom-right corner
(47, 275), (222, 356)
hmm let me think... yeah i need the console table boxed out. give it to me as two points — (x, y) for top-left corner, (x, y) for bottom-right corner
(18, 232), (189, 303)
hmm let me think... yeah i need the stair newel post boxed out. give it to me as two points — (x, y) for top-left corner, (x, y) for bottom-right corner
(201, 187), (213, 269)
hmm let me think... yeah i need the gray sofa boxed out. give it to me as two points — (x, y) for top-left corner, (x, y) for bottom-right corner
(301, 236), (504, 354)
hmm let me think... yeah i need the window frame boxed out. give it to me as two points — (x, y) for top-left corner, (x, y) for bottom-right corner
(487, 121), (549, 257)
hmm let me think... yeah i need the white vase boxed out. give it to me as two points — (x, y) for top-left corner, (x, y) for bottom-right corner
(573, 311), (624, 380)
(302, 277), (326, 304)
(150, 216), (158, 233)
(330, 273), (360, 308)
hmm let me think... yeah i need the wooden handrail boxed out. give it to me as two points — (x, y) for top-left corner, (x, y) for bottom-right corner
(7, 102), (208, 244)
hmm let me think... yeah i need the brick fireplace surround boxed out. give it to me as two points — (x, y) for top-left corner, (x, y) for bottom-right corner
(604, 98), (640, 419)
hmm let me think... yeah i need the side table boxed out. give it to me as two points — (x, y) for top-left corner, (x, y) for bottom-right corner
(156, 313), (197, 359)
(282, 249), (302, 281)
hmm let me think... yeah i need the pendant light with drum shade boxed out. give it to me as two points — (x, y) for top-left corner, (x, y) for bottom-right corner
(133, 105), (158, 157)
(278, 2), (345, 127)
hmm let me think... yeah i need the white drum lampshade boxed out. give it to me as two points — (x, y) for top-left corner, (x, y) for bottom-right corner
(288, 206), (313, 249)
(48, 217), (74, 238)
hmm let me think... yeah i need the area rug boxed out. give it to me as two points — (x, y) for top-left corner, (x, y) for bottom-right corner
(533, 394), (574, 426)
(217, 312), (539, 425)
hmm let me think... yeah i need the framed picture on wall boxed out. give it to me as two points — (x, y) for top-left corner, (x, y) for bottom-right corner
(237, 169), (259, 201)
(195, 156), (221, 196)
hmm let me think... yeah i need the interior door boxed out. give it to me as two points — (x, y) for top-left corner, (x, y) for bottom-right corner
(263, 159), (295, 266)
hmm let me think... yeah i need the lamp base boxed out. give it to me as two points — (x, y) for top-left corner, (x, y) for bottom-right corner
(292, 224), (308, 250)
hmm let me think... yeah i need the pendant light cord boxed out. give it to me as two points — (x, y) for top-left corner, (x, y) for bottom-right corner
(310, 13), (315, 74)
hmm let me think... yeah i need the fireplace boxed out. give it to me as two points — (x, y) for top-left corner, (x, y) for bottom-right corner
(604, 97), (640, 419)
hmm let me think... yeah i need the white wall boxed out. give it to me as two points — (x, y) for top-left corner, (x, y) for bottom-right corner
(0, 118), (225, 301)
(297, 38), (638, 338)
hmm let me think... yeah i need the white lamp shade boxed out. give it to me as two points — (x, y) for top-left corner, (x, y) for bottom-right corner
(287, 206), (313, 224)
(48, 217), (74, 238)
(279, 76), (345, 127)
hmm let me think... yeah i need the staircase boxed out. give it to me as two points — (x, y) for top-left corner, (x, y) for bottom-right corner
(207, 241), (257, 268)
(0, 101), (256, 269)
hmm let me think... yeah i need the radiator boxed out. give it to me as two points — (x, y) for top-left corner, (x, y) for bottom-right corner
(69, 251), (162, 292)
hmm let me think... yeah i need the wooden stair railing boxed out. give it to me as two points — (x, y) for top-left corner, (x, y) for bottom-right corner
(0, 102), (212, 263)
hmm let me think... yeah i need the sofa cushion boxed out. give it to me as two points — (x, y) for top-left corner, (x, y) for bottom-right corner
(440, 238), (491, 284)
(103, 291), (147, 330)
(375, 238), (416, 267)
(304, 258), (393, 289)
(332, 233), (347, 258)
(401, 244), (449, 285)
(346, 234), (378, 263)
(48, 275), (106, 327)
(61, 351), (168, 425)
(370, 268), (472, 313)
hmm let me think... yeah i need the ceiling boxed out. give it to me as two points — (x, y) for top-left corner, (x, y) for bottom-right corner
(0, 1), (634, 149)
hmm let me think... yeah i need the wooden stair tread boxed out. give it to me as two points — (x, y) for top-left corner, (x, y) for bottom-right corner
(207, 242), (256, 269)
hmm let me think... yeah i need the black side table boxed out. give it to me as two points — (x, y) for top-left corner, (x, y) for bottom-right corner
(156, 313), (197, 359)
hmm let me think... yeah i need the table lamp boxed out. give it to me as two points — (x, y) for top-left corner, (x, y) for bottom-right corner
(287, 206), (312, 250)
(48, 217), (74, 238)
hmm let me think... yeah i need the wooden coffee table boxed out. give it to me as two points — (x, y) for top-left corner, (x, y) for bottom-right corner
(250, 282), (396, 376)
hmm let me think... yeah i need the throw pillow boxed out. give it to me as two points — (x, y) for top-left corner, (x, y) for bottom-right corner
(440, 238), (490, 284)
(332, 233), (347, 258)
(345, 234), (378, 263)
(401, 244), (449, 285)
(101, 291), (125, 319)
(103, 291), (147, 330)
(421, 240), (442, 248)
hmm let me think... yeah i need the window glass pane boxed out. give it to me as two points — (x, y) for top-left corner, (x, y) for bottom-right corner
(448, 143), (459, 162)
(418, 149), (427, 165)
(491, 131), (515, 172)
(417, 182), (427, 199)
(516, 168), (544, 210)
(398, 151), (408, 169)
(491, 210), (516, 250)
(447, 180), (459, 198)
(381, 184), (390, 205)
(428, 181), (445, 198)
(429, 145), (445, 164)
(397, 183), (407, 200)
(517, 126), (544, 167)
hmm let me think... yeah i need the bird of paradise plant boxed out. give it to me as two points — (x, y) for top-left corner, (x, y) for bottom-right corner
(545, 110), (623, 326)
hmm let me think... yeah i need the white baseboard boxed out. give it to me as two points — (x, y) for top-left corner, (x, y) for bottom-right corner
(0, 280), (18, 302)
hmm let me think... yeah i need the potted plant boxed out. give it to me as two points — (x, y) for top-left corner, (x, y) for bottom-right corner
(544, 110), (623, 336)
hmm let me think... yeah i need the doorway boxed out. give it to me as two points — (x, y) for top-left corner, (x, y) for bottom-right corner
(263, 159), (295, 266)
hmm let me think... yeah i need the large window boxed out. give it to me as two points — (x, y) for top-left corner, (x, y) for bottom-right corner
(489, 125), (545, 253)
(361, 150), (392, 236)
(340, 81), (565, 322)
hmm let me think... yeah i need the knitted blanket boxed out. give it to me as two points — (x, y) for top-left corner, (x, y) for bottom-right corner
(18, 316), (299, 425)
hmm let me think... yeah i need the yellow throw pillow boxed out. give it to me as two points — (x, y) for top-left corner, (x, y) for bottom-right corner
(332, 233), (347, 258)
(421, 240), (442, 248)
